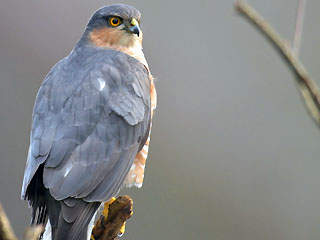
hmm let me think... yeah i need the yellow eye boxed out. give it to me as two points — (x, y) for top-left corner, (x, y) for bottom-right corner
(109, 17), (121, 27)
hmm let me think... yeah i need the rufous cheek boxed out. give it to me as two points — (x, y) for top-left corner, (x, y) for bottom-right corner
(89, 28), (123, 47)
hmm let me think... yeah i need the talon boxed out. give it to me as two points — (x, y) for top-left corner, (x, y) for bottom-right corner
(103, 197), (116, 219)
(119, 221), (126, 237)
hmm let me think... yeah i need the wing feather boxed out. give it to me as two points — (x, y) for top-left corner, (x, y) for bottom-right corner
(21, 49), (151, 203)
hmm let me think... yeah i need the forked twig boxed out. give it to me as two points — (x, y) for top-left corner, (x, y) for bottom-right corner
(234, 0), (320, 126)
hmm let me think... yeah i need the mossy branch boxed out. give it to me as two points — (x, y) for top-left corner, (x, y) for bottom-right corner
(91, 195), (133, 240)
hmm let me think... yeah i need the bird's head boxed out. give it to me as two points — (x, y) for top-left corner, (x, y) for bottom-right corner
(84, 4), (143, 50)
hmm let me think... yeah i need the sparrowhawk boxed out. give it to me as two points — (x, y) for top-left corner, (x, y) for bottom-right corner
(21, 4), (157, 240)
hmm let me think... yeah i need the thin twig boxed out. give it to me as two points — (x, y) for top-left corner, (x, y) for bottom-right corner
(234, 0), (320, 126)
(293, 0), (306, 56)
(0, 203), (17, 240)
(0, 202), (44, 240)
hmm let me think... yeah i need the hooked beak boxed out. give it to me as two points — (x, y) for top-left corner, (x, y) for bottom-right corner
(127, 18), (140, 37)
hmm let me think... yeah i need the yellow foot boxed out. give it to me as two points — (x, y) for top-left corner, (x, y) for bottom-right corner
(118, 221), (126, 237)
(91, 196), (132, 239)
(103, 197), (129, 237)
(119, 207), (133, 236)
(102, 197), (116, 219)
(91, 197), (116, 240)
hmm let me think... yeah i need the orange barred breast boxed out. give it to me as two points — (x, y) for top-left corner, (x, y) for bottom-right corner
(90, 29), (157, 188)
(123, 75), (156, 188)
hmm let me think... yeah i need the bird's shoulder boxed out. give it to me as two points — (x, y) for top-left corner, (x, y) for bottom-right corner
(33, 47), (150, 114)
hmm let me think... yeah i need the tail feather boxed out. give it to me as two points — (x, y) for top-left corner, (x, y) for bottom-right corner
(25, 164), (101, 240)
(51, 199), (100, 240)
(26, 164), (48, 226)
(66, 202), (100, 240)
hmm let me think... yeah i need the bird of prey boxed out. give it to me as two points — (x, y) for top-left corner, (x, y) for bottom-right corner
(21, 4), (157, 240)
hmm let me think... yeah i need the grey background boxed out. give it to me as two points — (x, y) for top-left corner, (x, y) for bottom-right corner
(1, 0), (320, 239)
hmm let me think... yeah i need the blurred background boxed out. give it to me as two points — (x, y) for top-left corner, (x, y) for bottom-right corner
(1, 0), (320, 239)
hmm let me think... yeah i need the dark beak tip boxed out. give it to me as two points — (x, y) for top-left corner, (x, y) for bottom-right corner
(128, 25), (140, 37)
(133, 27), (140, 36)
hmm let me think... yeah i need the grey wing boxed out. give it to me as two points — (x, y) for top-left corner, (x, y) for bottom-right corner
(21, 60), (67, 200)
(21, 53), (151, 202)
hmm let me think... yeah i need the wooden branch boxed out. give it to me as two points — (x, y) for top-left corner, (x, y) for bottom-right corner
(234, 0), (320, 126)
(1, 195), (133, 240)
(1, 196), (132, 240)
(0, 203), (44, 240)
(0, 203), (17, 240)
(91, 196), (133, 240)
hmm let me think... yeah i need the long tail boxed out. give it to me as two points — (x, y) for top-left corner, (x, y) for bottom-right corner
(47, 196), (100, 240)
(25, 164), (100, 240)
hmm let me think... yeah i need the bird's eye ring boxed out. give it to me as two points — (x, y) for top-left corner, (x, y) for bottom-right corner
(109, 17), (121, 27)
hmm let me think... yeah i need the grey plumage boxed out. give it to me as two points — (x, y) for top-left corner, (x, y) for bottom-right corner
(21, 4), (151, 240)
(86, 4), (141, 30)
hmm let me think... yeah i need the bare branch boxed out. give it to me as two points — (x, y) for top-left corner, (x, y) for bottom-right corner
(293, 0), (306, 56)
(0, 203), (17, 240)
(234, 0), (320, 126)
(0, 202), (44, 240)
(91, 196), (133, 240)
(1, 195), (133, 240)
